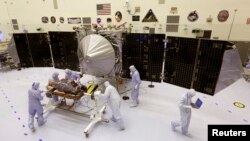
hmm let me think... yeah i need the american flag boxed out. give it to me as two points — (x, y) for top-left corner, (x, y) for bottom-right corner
(97, 3), (111, 15)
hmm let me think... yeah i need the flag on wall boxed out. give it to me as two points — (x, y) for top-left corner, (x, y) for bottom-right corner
(97, 3), (111, 15)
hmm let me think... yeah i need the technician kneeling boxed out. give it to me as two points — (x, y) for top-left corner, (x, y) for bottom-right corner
(171, 89), (196, 138)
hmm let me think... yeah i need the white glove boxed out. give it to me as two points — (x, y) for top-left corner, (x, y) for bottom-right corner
(135, 84), (138, 89)
(94, 91), (101, 97)
(183, 105), (192, 109)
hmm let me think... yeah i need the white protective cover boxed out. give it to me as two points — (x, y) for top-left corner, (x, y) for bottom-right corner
(78, 34), (115, 77)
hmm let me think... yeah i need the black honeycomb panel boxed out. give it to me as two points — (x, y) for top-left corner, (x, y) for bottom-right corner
(164, 40), (195, 87)
(164, 60), (194, 88)
(13, 33), (53, 67)
(174, 81), (191, 89)
(27, 33), (52, 67)
(193, 39), (227, 95)
(166, 36), (198, 65)
(163, 61), (176, 83)
(193, 68), (220, 95)
(49, 32), (79, 71)
(148, 34), (165, 82)
(148, 65), (162, 82)
(177, 37), (198, 64)
(165, 36), (228, 95)
(197, 39), (225, 69)
(122, 33), (164, 82)
(13, 33), (33, 67)
(165, 48), (178, 60)
(140, 34), (150, 44)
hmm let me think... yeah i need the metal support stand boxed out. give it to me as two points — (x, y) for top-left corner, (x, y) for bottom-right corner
(43, 87), (108, 138)
(46, 33), (55, 67)
(161, 39), (167, 82)
(84, 105), (108, 138)
(148, 81), (154, 88)
(227, 9), (238, 41)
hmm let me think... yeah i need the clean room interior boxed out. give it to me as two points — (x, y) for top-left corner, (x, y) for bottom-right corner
(1, 68), (250, 141)
(1, 0), (250, 141)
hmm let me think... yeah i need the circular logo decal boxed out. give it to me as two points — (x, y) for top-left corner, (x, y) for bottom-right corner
(97, 18), (101, 24)
(233, 102), (245, 108)
(41, 16), (49, 23)
(59, 17), (64, 23)
(51, 16), (56, 23)
(187, 11), (199, 22)
(107, 18), (112, 23)
(217, 10), (229, 22)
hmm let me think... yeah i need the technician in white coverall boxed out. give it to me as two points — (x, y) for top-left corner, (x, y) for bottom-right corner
(97, 81), (125, 130)
(28, 82), (45, 132)
(171, 89), (196, 138)
(48, 72), (60, 103)
(129, 65), (141, 107)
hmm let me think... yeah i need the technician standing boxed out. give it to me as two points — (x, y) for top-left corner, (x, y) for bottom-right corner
(28, 82), (45, 132)
(65, 69), (81, 82)
(96, 81), (125, 130)
(48, 72), (60, 103)
(129, 65), (141, 107)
